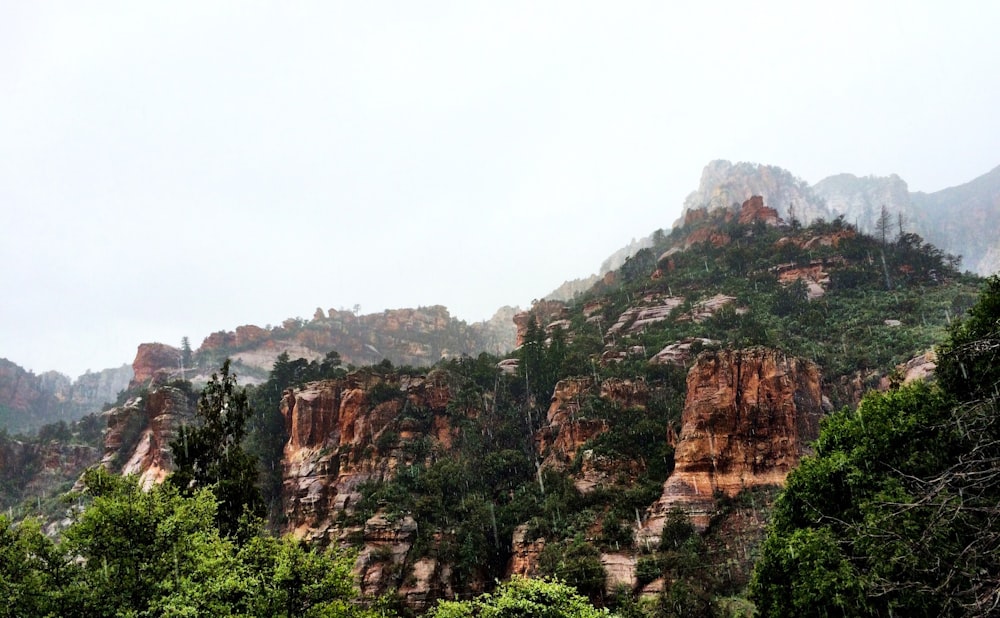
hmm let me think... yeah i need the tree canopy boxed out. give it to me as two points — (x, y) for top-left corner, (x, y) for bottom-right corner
(169, 359), (264, 538)
(750, 276), (1000, 617)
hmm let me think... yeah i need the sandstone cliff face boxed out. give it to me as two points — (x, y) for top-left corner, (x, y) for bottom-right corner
(129, 343), (183, 389)
(280, 371), (469, 605)
(534, 377), (649, 493)
(642, 348), (822, 537)
(101, 385), (195, 490)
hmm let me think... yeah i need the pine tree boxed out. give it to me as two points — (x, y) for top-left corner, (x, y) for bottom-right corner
(169, 359), (263, 538)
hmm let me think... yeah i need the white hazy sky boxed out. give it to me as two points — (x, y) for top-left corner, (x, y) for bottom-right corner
(2, 2), (999, 377)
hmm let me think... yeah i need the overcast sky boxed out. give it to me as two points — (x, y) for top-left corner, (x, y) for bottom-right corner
(2, 2), (998, 377)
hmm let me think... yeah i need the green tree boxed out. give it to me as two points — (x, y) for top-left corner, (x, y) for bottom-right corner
(936, 275), (1000, 401)
(427, 576), (609, 618)
(0, 516), (65, 617)
(63, 467), (236, 617)
(750, 275), (1000, 617)
(169, 359), (264, 538)
(180, 336), (193, 371)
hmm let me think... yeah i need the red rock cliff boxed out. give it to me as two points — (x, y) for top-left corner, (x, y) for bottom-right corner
(642, 348), (822, 536)
(101, 385), (195, 490)
(129, 343), (182, 389)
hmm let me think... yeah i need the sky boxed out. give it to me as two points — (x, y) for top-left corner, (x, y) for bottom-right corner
(2, 1), (999, 378)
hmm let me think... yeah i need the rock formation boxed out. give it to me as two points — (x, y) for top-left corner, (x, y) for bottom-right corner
(278, 370), (481, 605)
(100, 385), (195, 490)
(535, 377), (648, 492)
(195, 305), (516, 381)
(129, 343), (183, 389)
(642, 348), (823, 537)
(0, 359), (132, 434)
(513, 301), (569, 347)
(679, 160), (831, 225)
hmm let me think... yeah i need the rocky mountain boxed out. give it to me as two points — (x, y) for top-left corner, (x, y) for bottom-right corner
(679, 159), (1000, 276)
(680, 160), (832, 225)
(910, 165), (1000, 274)
(814, 166), (1000, 276)
(192, 304), (516, 383)
(0, 359), (132, 434)
(84, 194), (980, 611)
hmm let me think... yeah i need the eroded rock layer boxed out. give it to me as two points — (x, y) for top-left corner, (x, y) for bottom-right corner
(643, 348), (822, 536)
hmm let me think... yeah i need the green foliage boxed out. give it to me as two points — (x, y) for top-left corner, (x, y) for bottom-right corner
(169, 359), (264, 539)
(750, 276), (1000, 617)
(427, 576), (610, 618)
(0, 516), (62, 618)
(0, 468), (377, 617)
(538, 535), (607, 600)
(936, 275), (1000, 401)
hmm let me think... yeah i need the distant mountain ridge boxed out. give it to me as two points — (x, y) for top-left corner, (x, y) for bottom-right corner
(545, 159), (999, 306)
(0, 360), (132, 434)
(686, 160), (1000, 276)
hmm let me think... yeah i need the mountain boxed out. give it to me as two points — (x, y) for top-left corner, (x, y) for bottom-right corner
(677, 159), (1000, 276)
(909, 165), (1000, 274)
(80, 195), (980, 611)
(0, 360), (132, 434)
(680, 160), (832, 225)
(185, 304), (517, 385)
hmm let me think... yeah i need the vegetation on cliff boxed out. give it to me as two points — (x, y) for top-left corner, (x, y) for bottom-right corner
(751, 276), (1000, 617)
(0, 200), (990, 616)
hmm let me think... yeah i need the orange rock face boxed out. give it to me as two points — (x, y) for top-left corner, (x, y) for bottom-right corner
(534, 378), (649, 492)
(506, 524), (546, 578)
(642, 348), (823, 536)
(101, 384), (195, 489)
(737, 195), (781, 226)
(129, 343), (182, 389)
(280, 372), (458, 540)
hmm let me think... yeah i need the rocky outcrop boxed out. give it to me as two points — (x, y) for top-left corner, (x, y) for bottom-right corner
(281, 371), (458, 538)
(606, 296), (685, 337)
(898, 350), (936, 384)
(279, 371), (484, 607)
(535, 378), (648, 492)
(777, 264), (830, 300)
(514, 301), (569, 347)
(601, 553), (637, 595)
(0, 359), (132, 435)
(679, 160), (831, 225)
(195, 305), (516, 380)
(129, 343), (182, 389)
(507, 524), (545, 578)
(649, 338), (720, 366)
(737, 195), (781, 226)
(642, 348), (823, 537)
(0, 436), (99, 509)
(101, 385), (195, 490)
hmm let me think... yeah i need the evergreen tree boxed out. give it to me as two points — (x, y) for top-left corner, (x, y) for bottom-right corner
(169, 359), (264, 538)
(180, 336), (193, 370)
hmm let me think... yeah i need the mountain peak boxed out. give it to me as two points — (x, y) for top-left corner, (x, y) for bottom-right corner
(680, 160), (831, 226)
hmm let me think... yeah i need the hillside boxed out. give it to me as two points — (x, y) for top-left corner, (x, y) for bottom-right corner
(71, 195), (980, 614)
(188, 304), (516, 384)
(676, 159), (1000, 277)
